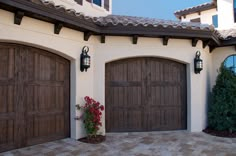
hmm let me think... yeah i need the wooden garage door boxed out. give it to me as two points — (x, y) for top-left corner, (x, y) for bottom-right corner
(0, 43), (70, 152)
(105, 58), (187, 132)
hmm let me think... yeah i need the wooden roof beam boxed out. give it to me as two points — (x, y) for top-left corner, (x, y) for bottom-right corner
(101, 34), (106, 43)
(132, 35), (138, 44)
(14, 10), (24, 25)
(54, 23), (63, 34)
(209, 46), (216, 53)
(192, 38), (199, 47)
(163, 36), (169, 46)
(84, 31), (92, 41)
(203, 40), (211, 48)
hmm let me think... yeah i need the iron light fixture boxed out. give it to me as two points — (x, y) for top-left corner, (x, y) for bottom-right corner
(194, 51), (203, 74)
(80, 46), (91, 72)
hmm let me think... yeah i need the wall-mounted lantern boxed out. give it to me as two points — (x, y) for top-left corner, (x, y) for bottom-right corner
(80, 46), (91, 72)
(194, 51), (203, 74)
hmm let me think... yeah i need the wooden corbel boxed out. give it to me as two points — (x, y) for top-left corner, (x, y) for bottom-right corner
(84, 32), (92, 41)
(54, 23), (63, 34)
(163, 36), (169, 46)
(14, 11), (24, 25)
(132, 35), (138, 44)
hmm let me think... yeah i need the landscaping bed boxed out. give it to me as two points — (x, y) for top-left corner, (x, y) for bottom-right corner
(203, 128), (236, 138)
(78, 135), (106, 144)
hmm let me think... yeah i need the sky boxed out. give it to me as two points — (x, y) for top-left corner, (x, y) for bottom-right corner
(112, 0), (210, 20)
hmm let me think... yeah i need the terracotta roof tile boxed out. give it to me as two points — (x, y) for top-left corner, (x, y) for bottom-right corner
(94, 15), (214, 31)
(174, 1), (216, 18)
(33, 0), (214, 31)
(23, 0), (218, 40)
(216, 29), (236, 39)
(35, 0), (94, 21)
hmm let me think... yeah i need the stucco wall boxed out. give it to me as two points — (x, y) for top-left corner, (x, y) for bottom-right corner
(211, 46), (236, 88)
(217, 0), (235, 29)
(181, 0), (236, 29)
(181, 8), (217, 26)
(47, 0), (111, 17)
(0, 8), (213, 139)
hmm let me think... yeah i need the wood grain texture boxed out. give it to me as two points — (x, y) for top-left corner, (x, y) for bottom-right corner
(105, 58), (187, 132)
(0, 43), (70, 152)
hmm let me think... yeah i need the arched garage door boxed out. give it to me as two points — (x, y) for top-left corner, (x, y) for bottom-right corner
(0, 43), (70, 152)
(105, 57), (187, 132)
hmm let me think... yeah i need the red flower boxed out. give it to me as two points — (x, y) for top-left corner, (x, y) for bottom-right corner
(94, 102), (100, 108)
(100, 105), (104, 111)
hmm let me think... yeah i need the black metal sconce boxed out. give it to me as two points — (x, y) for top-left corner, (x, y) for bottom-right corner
(194, 51), (203, 74)
(80, 46), (91, 72)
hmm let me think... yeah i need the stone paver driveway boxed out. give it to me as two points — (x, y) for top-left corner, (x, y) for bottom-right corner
(1, 131), (236, 156)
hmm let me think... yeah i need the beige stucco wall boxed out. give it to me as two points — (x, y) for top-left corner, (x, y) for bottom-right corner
(0, 8), (214, 139)
(181, 0), (236, 29)
(181, 8), (217, 26)
(211, 46), (236, 88)
(47, 0), (111, 17)
(217, 0), (235, 29)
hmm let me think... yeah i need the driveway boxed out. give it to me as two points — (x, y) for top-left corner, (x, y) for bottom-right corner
(1, 131), (236, 156)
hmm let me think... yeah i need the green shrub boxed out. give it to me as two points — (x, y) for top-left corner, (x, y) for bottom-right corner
(208, 65), (236, 132)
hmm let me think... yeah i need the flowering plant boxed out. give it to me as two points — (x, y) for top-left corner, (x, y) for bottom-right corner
(76, 96), (104, 138)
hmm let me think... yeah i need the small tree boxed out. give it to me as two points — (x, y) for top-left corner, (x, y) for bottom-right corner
(208, 65), (236, 132)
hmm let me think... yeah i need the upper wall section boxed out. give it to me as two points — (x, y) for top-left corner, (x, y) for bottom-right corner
(180, 8), (217, 27)
(217, 0), (235, 29)
(175, 0), (236, 30)
(45, 0), (111, 17)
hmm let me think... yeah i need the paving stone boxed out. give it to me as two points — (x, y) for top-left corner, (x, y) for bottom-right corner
(1, 131), (236, 156)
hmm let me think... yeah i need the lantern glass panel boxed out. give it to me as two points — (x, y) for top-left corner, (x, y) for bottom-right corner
(196, 60), (203, 69)
(82, 57), (90, 66)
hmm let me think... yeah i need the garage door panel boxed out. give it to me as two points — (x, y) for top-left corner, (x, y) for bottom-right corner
(127, 110), (142, 131)
(55, 86), (65, 110)
(56, 61), (66, 81)
(113, 110), (126, 131)
(106, 57), (187, 132)
(0, 120), (15, 145)
(27, 51), (67, 82)
(109, 109), (143, 132)
(0, 49), (15, 80)
(0, 86), (15, 113)
(0, 46), (18, 152)
(127, 60), (142, 81)
(38, 54), (53, 81)
(110, 63), (127, 81)
(159, 109), (180, 129)
(149, 109), (161, 130)
(26, 105), (67, 144)
(0, 43), (70, 152)
(0, 119), (17, 152)
(150, 87), (161, 106)
(127, 87), (142, 107)
(150, 60), (162, 81)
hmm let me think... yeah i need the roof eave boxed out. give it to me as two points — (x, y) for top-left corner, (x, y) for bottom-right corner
(0, 0), (101, 33)
(174, 3), (216, 19)
(101, 25), (214, 39)
(0, 0), (220, 48)
(220, 38), (236, 47)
